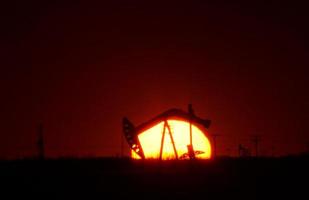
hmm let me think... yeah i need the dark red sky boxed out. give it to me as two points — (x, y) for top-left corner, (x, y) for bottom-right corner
(1, 1), (308, 158)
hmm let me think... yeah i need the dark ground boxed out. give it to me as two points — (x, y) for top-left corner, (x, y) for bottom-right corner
(0, 156), (308, 199)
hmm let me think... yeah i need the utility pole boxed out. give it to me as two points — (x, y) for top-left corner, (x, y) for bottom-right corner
(251, 135), (261, 157)
(188, 104), (195, 160)
(271, 145), (275, 157)
(120, 130), (124, 158)
(211, 134), (220, 158)
(38, 123), (45, 160)
(306, 142), (309, 154)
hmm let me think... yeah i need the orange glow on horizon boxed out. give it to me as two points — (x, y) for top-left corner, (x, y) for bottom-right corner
(131, 120), (212, 160)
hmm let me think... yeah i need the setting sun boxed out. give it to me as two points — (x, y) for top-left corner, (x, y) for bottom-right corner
(131, 119), (212, 160)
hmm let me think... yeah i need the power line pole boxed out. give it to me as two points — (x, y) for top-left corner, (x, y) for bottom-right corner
(188, 104), (196, 160)
(251, 135), (261, 157)
(38, 123), (45, 160)
(271, 145), (275, 157)
(212, 134), (220, 158)
(120, 130), (124, 158)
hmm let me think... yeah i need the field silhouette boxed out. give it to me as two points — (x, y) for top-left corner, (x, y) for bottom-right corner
(0, 156), (308, 199)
